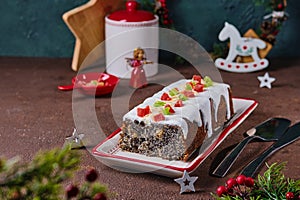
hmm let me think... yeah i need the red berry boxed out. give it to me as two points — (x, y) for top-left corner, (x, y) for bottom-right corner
(93, 193), (107, 200)
(236, 175), (247, 185)
(216, 185), (227, 197)
(85, 168), (98, 182)
(286, 192), (295, 199)
(66, 184), (79, 198)
(226, 178), (237, 189)
(245, 177), (254, 187)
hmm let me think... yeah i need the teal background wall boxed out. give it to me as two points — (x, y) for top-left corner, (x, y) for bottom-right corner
(0, 0), (299, 58)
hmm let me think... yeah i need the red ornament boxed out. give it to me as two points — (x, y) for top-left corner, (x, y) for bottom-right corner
(85, 168), (98, 182)
(236, 175), (247, 185)
(65, 184), (79, 198)
(245, 177), (254, 187)
(93, 193), (107, 200)
(286, 192), (295, 200)
(226, 178), (237, 189)
(216, 185), (227, 197)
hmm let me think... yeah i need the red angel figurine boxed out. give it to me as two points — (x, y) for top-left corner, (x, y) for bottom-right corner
(126, 47), (153, 88)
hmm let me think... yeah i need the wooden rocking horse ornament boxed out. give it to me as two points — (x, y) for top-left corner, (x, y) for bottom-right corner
(215, 22), (269, 73)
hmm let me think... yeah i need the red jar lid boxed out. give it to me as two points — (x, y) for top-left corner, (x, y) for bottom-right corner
(108, 1), (155, 22)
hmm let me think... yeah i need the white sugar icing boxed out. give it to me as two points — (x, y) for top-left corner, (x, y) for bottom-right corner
(123, 79), (231, 139)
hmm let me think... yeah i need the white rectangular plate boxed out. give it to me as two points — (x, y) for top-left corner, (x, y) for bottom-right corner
(92, 98), (258, 178)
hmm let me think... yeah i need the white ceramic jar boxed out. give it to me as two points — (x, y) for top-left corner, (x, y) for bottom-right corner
(105, 1), (159, 79)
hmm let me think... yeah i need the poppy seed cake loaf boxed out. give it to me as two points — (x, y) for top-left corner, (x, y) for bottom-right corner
(118, 75), (234, 161)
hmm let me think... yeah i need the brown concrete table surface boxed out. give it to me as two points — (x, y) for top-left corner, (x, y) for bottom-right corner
(0, 57), (299, 199)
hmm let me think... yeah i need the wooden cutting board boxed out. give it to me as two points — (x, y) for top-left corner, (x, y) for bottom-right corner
(63, 0), (124, 71)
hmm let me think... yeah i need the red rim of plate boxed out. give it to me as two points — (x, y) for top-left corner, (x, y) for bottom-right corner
(92, 97), (258, 172)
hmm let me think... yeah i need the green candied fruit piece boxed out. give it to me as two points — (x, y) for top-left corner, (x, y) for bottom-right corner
(90, 80), (98, 86)
(190, 80), (197, 86)
(169, 88), (179, 96)
(204, 76), (213, 87)
(185, 83), (193, 91)
(153, 101), (166, 107)
(179, 94), (188, 101)
(162, 107), (170, 115)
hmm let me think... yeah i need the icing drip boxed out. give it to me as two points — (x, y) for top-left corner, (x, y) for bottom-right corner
(123, 79), (231, 139)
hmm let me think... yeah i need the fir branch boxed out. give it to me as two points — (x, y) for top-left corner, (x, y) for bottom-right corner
(0, 145), (80, 199)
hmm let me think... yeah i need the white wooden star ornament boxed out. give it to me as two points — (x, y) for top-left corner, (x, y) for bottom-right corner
(257, 72), (276, 89)
(64, 128), (85, 149)
(174, 170), (198, 194)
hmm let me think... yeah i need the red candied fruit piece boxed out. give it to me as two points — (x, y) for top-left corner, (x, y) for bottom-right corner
(153, 113), (165, 122)
(193, 83), (204, 92)
(182, 90), (195, 97)
(174, 100), (183, 107)
(192, 75), (202, 82)
(165, 104), (175, 113)
(161, 92), (172, 101)
(137, 105), (151, 117)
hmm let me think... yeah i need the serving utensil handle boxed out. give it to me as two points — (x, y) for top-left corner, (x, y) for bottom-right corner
(240, 147), (274, 177)
(212, 136), (254, 177)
